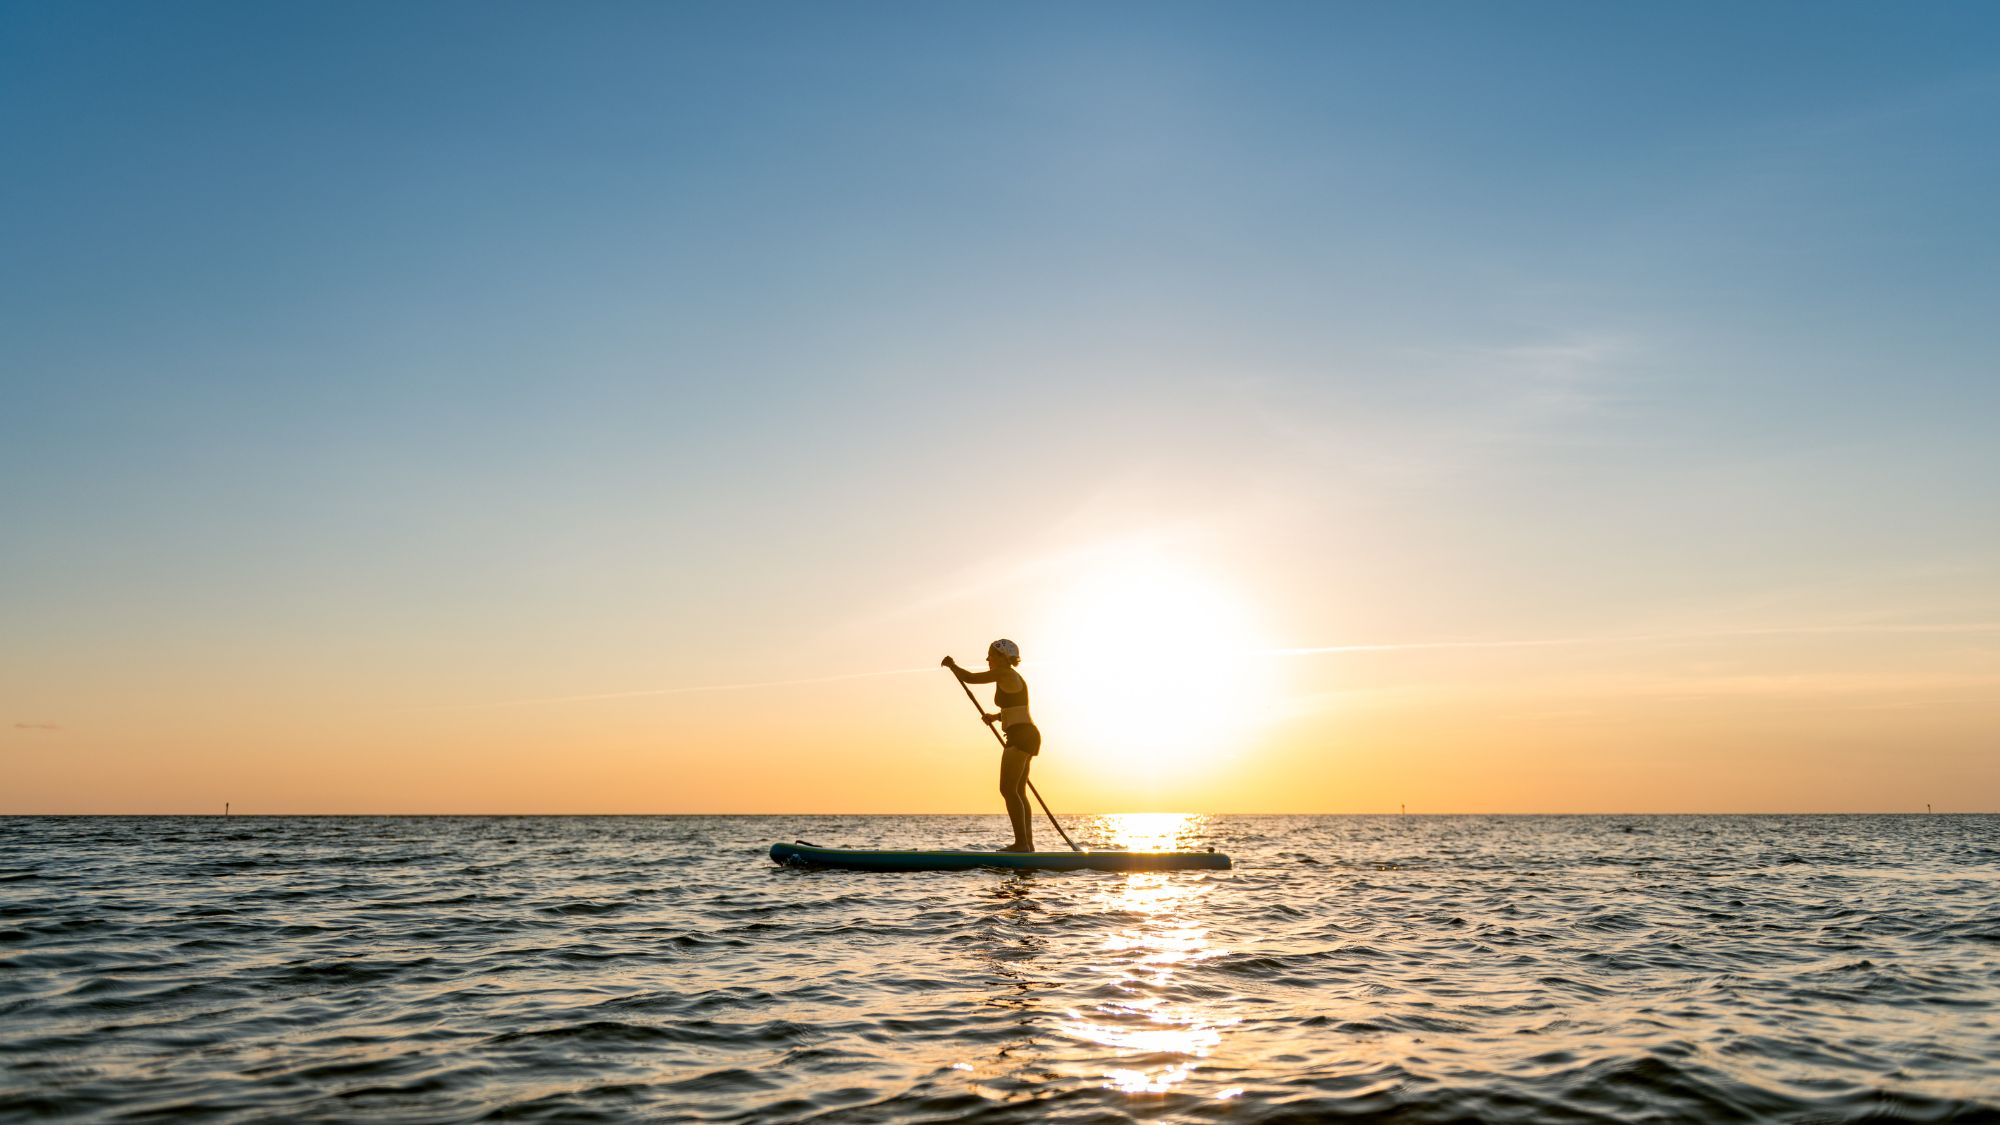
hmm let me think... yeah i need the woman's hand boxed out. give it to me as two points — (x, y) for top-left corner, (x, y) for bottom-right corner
(940, 655), (957, 668)
(982, 711), (1001, 725)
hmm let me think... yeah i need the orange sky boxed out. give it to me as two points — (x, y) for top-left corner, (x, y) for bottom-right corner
(9, 534), (1996, 813)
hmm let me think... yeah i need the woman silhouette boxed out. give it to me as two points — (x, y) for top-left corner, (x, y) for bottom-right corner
(942, 639), (1040, 851)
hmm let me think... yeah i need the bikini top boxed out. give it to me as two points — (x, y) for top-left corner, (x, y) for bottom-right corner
(994, 678), (1029, 710)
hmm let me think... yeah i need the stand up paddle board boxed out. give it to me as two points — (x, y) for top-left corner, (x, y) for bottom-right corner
(770, 841), (1231, 872)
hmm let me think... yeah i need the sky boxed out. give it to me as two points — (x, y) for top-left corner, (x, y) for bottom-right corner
(3, 1), (1997, 814)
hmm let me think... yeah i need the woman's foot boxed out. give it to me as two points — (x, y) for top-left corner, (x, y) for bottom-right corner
(998, 841), (1036, 852)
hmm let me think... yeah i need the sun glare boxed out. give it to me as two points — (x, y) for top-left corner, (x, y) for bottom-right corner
(1031, 554), (1276, 782)
(1097, 811), (1207, 852)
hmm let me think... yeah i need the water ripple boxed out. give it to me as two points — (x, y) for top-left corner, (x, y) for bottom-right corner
(1, 814), (1997, 1121)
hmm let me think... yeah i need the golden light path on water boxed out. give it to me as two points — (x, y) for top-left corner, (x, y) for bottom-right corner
(1060, 813), (1244, 1101)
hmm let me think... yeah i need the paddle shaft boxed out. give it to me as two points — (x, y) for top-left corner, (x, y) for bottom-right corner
(951, 672), (1080, 852)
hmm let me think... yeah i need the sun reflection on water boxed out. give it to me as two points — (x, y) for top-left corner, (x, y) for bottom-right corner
(1058, 813), (1239, 1099)
(1096, 811), (1208, 853)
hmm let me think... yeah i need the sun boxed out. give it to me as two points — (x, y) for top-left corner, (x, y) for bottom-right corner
(1027, 553), (1276, 781)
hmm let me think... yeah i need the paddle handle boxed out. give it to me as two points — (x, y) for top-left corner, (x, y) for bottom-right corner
(950, 670), (1080, 852)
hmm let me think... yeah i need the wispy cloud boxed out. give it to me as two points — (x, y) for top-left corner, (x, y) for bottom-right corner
(1251, 332), (1636, 486)
(1275, 622), (2000, 717)
(416, 666), (935, 710)
(843, 518), (1231, 632)
(1454, 337), (1629, 414)
(1575, 670), (2000, 702)
(1266, 621), (2000, 658)
(13, 722), (61, 731)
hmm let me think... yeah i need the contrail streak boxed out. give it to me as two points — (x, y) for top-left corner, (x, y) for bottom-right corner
(1265, 622), (2000, 657)
(422, 666), (935, 710)
(431, 622), (2000, 709)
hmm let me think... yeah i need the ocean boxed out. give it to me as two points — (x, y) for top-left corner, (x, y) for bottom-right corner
(2, 814), (1996, 1122)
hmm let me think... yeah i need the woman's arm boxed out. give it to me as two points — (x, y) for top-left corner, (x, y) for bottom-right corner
(941, 656), (999, 684)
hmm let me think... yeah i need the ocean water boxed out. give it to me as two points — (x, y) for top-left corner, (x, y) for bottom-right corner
(2, 814), (1997, 1123)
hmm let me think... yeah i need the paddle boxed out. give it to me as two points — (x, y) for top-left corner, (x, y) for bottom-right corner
(950, 671), (1081, 852)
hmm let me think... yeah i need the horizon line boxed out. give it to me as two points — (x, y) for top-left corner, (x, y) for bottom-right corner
(4, 809), (1987, 817)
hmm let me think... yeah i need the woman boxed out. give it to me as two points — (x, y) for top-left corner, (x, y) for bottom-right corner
(942, 639), (1040, 851)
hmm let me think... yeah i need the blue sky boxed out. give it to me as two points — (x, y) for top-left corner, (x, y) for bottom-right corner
(4, 2), (1997, 811)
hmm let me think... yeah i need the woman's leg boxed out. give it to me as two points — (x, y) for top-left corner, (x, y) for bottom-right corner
(999, 748), (1034, 849)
